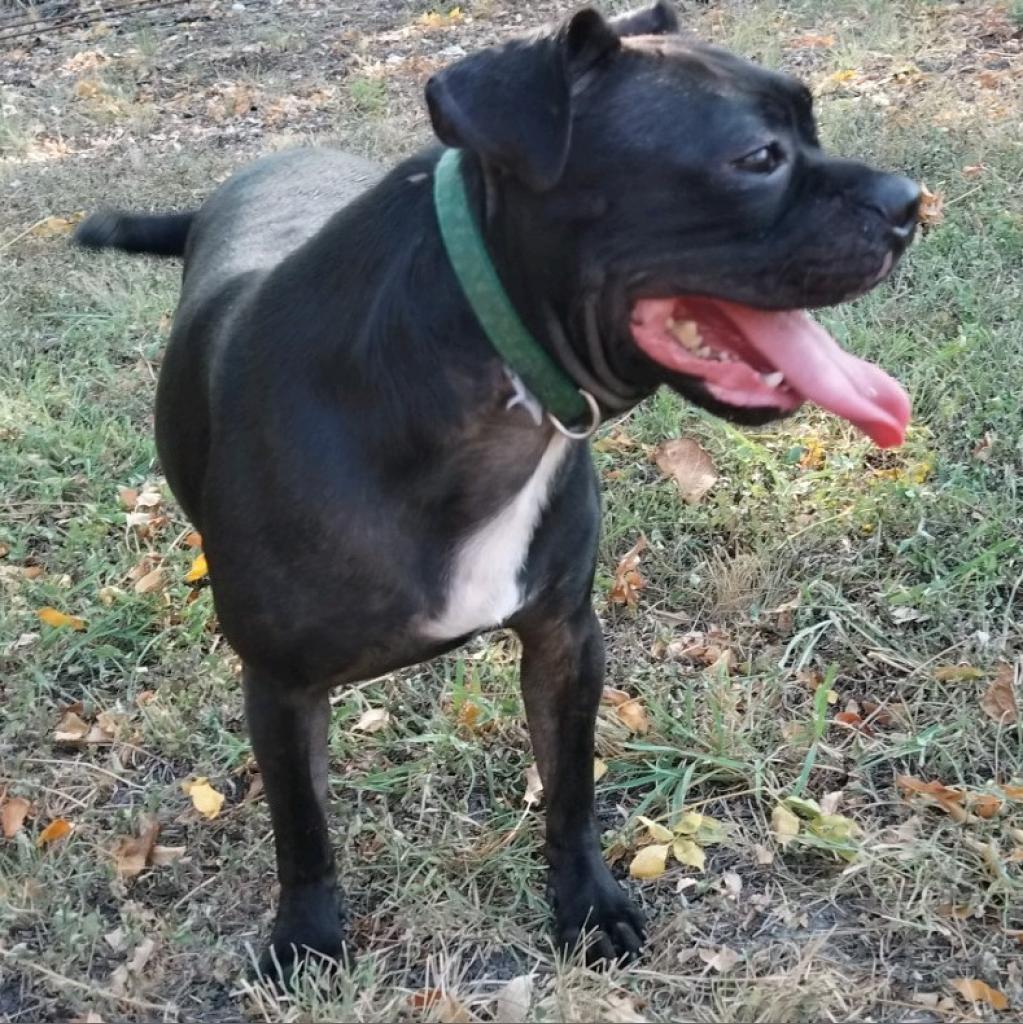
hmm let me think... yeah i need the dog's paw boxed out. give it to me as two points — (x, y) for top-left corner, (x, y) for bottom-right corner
(549, 860), (645, 965)
(251, 884), (351, 987)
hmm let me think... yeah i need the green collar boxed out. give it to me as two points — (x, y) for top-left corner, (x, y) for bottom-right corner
(433, 148), (593, 432)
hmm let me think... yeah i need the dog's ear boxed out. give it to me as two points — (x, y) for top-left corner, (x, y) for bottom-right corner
(611, 1), (680, 37)
(425, 9), (620, 191)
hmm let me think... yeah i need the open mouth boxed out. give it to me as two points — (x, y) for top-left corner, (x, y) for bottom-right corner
(629, 296), (911, 448)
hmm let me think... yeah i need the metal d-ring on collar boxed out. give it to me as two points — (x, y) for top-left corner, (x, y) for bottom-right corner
(548, 388), (601, 440)
(433, 147), (601, 440)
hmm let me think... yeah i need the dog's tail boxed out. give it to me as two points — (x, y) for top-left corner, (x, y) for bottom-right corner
(74, 210), (195, 258)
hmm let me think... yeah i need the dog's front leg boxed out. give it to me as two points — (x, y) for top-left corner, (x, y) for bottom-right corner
(243, 667), (346, 979)
(517, 606), (645, 963)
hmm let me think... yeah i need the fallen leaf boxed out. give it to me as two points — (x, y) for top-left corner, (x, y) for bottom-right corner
(616, 697), (650, 735)
(721, 871), (742, 898)
(674, 811), (703, 835)
(133, 567), (165, 595)
(949, 978), (1008, 1011)
(820, 791), (843, 815)
(184, 552), (208, 583)
(601, 686), (631, 706)
(29, 212), (84, 238)
(790, 32), (836, 48)
(699, 946), (739, 973)
(593, 757), (608, 783)
(150, 845), (186, 866)
(629, 842), (670, 879)
(181, 777), (224, 820)
(834, 709), (872, 735)
(37, 818), (73, 847)
(37, 607), (87, 631)
(2, 796), (31, 838)
(609, 535), (647, 608)
(54, 710), (90, 742)
(784, 796), (823, 820)
(981, 664), (1018, 724)
(112, 816), (160, 879)
(523, 764), (543, 807)
(672, 837), (705, 871)
(127, 936), (156, 974)
(70, 1012), (105, 1023)
(353, 707), (390, 733)
(638, 815), (674, 843)
(184, 531), (203, 548)
(494, 974), (532, 1024)
(896, 775), (971, 822)
(934, 664), (984, 682)
(771, 803), (800, 847)
(98, 586), (124, 606)
(116, 486), (139, 509)
(653, 438), (718, 504)
(1002, 784), (1023, 801)
(971, 793), (1003, 819)
(125, 511), (152, 531)
(754, 843), (774, 865)
(692, 816), (726, 845)
(918, 184), (944, 228)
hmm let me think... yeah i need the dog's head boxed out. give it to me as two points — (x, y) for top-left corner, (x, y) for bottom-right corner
(425, 2), (917, 447)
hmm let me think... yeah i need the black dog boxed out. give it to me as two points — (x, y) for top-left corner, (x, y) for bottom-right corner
(77, 2), (917, 976)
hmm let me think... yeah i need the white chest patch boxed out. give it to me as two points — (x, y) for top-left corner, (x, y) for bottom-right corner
(422, 434), (571, 640)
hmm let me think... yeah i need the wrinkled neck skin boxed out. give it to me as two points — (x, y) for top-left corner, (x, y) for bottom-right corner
(459, 151), (658, 420)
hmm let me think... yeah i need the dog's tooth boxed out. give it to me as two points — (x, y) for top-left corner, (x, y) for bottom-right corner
(668, 319), (703, 352)
(763, 371), (785, 388)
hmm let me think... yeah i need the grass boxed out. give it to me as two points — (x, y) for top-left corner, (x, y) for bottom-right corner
(1, 0), (1022, 1020)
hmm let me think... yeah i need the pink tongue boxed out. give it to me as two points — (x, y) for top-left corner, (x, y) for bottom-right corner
(712, 300), (910, 448)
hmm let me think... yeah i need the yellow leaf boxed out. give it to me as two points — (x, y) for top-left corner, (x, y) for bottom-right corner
(674, 811), (703, 835)
(653, 437), (718, 504)
(593, 757), (608, 783)
(672, 837), (706, 871)
(831, 69), (858, 83)
(2, 796), (31, 839)
(771, 804), (800, 847)
(629, 842), (670, 879)
(353, 707), (390, 733)
(616, 697), (650, 735)
(184, 552), (208, 583)
(37, 607), (87, 631)
(37, 818), (73, 847)
(810, 814), (859, 841)
(637, 815), (674, 843)
(949, 978), (1009, 1011)
(181, 777), (224, 820)
(933, 664), (984, 682)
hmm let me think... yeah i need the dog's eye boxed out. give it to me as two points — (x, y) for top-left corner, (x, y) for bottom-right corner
(734, 143), (785, 175)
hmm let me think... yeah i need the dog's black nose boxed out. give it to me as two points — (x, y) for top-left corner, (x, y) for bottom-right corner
(874, 174), (920, 239)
